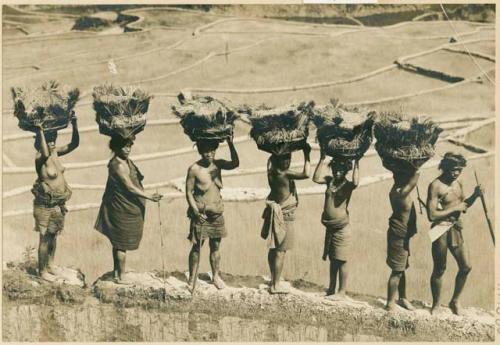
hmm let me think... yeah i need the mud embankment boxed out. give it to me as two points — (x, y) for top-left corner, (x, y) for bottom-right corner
(2, 268), (495, 342)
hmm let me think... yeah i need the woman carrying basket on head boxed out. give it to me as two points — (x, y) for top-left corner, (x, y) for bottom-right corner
(32, 115), (79, 282)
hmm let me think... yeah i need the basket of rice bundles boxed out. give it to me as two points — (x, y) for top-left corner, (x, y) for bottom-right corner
(246, 101), (314, 156)
(172, 92), (240, 142)
(374, 111), (443, 172)
(93, 84), (152, 138)
(11, 80), (80, 133)
(312, 102), (374, 161)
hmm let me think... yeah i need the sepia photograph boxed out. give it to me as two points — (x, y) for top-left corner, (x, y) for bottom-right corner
(1, 2), (496, 342)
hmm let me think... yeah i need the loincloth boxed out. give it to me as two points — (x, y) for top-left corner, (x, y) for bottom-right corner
(386, 229), (410, 272)
(33, 204), (66, 236)
(188, 214), (226, 243)
(431, 220), (464, 248)
(261, 193), (297, 251)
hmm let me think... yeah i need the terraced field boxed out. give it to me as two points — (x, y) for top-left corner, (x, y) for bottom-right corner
(2, 5), (495, 310)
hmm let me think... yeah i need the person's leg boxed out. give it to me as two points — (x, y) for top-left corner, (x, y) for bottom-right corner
(268, 249), (276, 285)
(46, 234), (61, 275)
(327, 259), (340, 295)
(38, 233), (56, 281)
(430, 235), (448, 313)
(386, 270), (403, 311)
(337, 260), (348, 296)
(449, 243), (472, 315)
(112, 247), (119, 280)
(209, 238), (226, 289)
(270, 250), (288, 294)
(113, 248), (128, 283)
(397, 272), (415, 310)
(188, 239), (204, 286)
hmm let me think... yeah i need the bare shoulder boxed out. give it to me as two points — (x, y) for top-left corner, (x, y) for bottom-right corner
(110, 157), (128, 173)
(187, 162), (201, 175)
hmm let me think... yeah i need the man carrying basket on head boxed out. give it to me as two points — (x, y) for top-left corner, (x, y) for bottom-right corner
(173, 93), (240, 290)
(247, 101), (313, 294)
(12, 81), (80, 282)
(374, 111), (442, 312)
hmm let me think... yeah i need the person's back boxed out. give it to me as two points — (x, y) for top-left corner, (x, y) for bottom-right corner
(389, 184), (414, 227)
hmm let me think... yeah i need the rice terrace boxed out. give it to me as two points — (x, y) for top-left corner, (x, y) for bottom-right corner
(1, 4), (496, 342)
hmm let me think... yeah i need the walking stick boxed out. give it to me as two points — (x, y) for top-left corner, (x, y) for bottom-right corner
(473, 171), (495, 245)
(156, 190), (167, 300)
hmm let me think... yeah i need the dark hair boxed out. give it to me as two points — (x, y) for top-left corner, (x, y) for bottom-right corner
(33, 131), (57, 151)
(439, 152), (467, 171)
(109, 135), (134, 153)
(329, 159), (352, 172)
(196, 139), (219, 154)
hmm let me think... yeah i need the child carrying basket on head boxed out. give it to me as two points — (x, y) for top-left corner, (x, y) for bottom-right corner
(311, 101), (374, 298)
(173, 92), (240, 291)
(374, 111), (442, 311)
(245, 101), (314, 294)
(92, 84), (162, 285)
(12, 80), (80, 282)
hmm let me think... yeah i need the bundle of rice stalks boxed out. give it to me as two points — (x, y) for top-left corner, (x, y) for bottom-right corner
(373, 111), (443, 171)
(312, 101), (375, 161)
(93, 84), (152, 138)
(11, 80), (80, 133)
(172, 92), (240, 142)
(246, 101), (314, 156)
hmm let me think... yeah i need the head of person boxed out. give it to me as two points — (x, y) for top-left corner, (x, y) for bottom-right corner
(109, 134), (135, 160)
(329, 159), (352, 181)
(34, 131), (58, 152)
(439, 151), (466, 181)
(197, 139), (219, 164)
(270, 153), (291, 170)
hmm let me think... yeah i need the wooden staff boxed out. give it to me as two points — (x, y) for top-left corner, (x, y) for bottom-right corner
(156, 190), (167, 301)
(474, 171), (495, 245)
(416, 185), (426, 214)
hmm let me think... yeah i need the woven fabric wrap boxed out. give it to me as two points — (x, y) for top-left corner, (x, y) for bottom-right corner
(11, 81), (79, 133)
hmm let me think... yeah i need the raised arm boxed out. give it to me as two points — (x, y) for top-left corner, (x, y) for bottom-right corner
(464, 183), (482, 207)
(114, 161), (161, 202)
(217, 136), (239, 170)
(351, 159), (360, 187)
(426, 181), (467, 222)
(35, 124), (50, 162)
(312, 147), (328, 184)
(57, 115), (80, 156)
(396, 171), (420, 198)
(286, 143), (311, 180)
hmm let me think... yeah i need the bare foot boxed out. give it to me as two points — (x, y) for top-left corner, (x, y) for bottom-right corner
(270, 282), (289, 294)
(47, 265), (63, 276)
(40, 271), (57, 282)
(325, 288), (335, 296)
(212, 275), (226, 290)
(430, 305), (445, 315)
(449, 301), (462, 316)
(385, 301), (397, 312)
(398, 298), (416, 311)
(113, 277), (134, 285)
